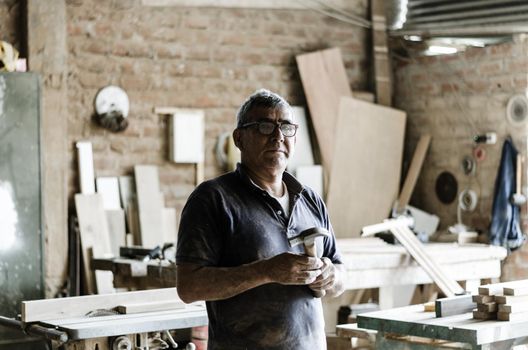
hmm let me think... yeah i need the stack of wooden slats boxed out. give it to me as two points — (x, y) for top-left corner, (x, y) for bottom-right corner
(473, 279), (528, 321)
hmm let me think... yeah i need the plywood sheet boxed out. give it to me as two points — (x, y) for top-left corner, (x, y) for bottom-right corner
(296, 48), (352, 174)
(134, 165), (164, 248)
(326, 97), (406, 237)
(74, 194), (114, 294)
(287, 106), (315, 173)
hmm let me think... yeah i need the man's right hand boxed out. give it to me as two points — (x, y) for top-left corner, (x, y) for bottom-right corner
(262, 252), (323, 285)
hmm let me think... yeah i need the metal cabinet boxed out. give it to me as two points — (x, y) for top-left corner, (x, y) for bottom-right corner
(0, 73), (45, 349)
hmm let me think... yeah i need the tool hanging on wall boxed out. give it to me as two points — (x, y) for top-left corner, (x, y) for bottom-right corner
(506, 94), (528, 127)
(435, 171), (458, 204)
(511, 154), (526, 206)
(93, 85), (130, 132)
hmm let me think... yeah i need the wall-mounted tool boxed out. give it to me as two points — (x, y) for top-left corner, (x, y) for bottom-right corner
(506, 94), (528, 127)
(435, 171), (458, 204)
(473, 132), (496, 144)
(511, 154), (526, 206)
(461, 155), (476, 176)
(93, 85), (130, 132)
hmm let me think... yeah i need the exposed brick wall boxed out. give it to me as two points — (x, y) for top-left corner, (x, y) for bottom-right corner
(65, 0), (370, 214)
(0, 0), (22, 51)
(394, 35), (528, 281)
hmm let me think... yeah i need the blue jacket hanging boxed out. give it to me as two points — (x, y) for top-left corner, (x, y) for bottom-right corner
(489, 137), (525, 251)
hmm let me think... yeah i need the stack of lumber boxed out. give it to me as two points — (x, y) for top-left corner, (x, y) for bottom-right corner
(473, 279), (528, 321)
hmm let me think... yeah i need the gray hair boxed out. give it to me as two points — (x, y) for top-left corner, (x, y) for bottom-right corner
(236, 89), (292, 127)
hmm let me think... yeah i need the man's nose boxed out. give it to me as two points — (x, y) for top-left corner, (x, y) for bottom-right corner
(270, 124), (285, 142)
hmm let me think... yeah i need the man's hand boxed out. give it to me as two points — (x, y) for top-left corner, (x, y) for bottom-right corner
(308, 258), (345, 297)
(263, 252), (323, 285)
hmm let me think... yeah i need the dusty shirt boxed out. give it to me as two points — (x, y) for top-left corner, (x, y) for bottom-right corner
(176, 164), (343, 350)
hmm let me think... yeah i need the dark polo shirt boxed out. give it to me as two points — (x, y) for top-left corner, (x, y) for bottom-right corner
(176, 164), (342, 350)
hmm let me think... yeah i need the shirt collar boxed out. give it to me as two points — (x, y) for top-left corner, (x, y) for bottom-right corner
(235, 163), (304, 196)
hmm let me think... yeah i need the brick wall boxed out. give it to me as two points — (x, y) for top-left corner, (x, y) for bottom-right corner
(66, 0), (370, 214)
(394, 36), (528, 281)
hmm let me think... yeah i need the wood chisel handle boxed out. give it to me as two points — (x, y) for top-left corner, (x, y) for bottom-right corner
(304, 243), (326, 298)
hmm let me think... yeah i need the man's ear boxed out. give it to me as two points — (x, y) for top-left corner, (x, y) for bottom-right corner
(233, 129), (242, 150)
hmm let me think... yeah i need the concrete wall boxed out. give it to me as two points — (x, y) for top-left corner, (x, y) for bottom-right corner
(394, 36), (528, 281)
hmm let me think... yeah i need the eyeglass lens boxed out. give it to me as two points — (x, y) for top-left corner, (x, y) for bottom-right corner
(259, 122), (296, 137)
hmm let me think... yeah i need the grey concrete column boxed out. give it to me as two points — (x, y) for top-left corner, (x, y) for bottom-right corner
(26, 0), (68, 298)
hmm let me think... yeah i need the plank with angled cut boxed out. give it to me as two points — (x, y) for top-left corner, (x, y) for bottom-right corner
(296, 48), (352, 176)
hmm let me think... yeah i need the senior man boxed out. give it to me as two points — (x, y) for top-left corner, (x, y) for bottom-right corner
(176, 89), (345, 350)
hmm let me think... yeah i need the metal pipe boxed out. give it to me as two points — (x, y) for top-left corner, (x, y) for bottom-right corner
(0, 316), (68, 343)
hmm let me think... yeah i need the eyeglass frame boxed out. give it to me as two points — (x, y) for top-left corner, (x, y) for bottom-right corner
(237, 120), (299, 137)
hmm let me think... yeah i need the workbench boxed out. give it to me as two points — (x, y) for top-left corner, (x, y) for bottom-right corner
(94, 240), (507, 293)
(357, 304), (528, 349)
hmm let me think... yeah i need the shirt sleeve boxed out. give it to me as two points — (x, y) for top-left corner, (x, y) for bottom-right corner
(176, 184), (224, 266)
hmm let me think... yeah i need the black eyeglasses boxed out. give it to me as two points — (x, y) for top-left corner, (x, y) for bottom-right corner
(238, 121), (299, 137)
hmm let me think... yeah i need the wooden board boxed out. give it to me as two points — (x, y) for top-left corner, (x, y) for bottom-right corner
(118, 176), (135, 210)
(96, 177), (121, 209)
(473, 295), (497, 303)
(371, 0), (392, 106)
(327, 97), (406, 237)
(168, 109), (204, 163)
(473, 310), (497, 320)
(296, 48), (352, 175)
(358, 304), (528, 346)
(134, 165), (164, 248)
(397, 135), (431, 212)
(76, 141), (95, 194)
(22, 288), (181, 322)
(504, 280), (528, 296)
(477, 302), (497, 312)
(479, 279), (528, 296)
(497, 311), (528, 321)
(116, 300), (185, 314)
(498, 302), (528, 313)
(496, 295), (528, 305)
(287, 106), (315, 174)
(435, 295), (475, 317)
(105, 209), (126, 257)
(295, 165), (323, 198)
(162, 207), (177, 244)
(74, 194), (114, 294)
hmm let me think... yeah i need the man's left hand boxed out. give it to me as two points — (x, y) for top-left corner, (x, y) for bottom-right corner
(308, 258), (345, 297)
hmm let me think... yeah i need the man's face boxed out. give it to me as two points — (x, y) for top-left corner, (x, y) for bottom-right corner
(234, 106), (296, 175)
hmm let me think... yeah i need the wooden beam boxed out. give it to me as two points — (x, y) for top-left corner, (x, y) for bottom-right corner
(116, 300), (185, 314)
(397, 135), (431, 213)
(435, 295), (474, 317)
(22, 288), (180, 322)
